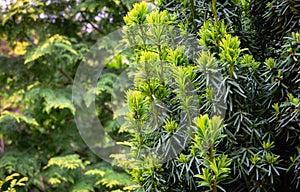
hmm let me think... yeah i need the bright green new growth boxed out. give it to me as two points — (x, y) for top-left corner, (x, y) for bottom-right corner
(191, 114), (225, 157)
(192, 115), (231, 192)
(195, 155), (232, 192)
(124, 2), (148, 26)
(113, 2), (233, 191)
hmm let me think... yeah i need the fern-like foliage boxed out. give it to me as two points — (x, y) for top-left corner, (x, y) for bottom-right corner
(0, 111), (38, 126)
(0, 1), (133, 192)
(43, 154), (133, 192)
(24, 34), (78, 64)
(0, 173), (28, 192)
(26, 87), (75, 115)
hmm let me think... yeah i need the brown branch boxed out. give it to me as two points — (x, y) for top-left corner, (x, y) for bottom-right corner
(0, 138), (5, 154)
(119, 1), (129, 13)
(24, 32), (37, 47)
(190, 0), (198, 31)
(100, 115), (113, 122)
(58, 67), (73, 84)
(80, 11), (105, 34)
(104, 103), (114, 114)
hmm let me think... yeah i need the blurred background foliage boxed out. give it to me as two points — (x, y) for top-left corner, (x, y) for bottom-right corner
(0, 0), (138, 191)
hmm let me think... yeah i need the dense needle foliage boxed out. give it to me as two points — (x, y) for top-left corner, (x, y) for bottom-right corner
(112, 0), (300, 191)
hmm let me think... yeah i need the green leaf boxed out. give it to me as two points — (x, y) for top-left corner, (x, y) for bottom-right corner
(24, 34), (78, 64)
(0, 111), (38, 126)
